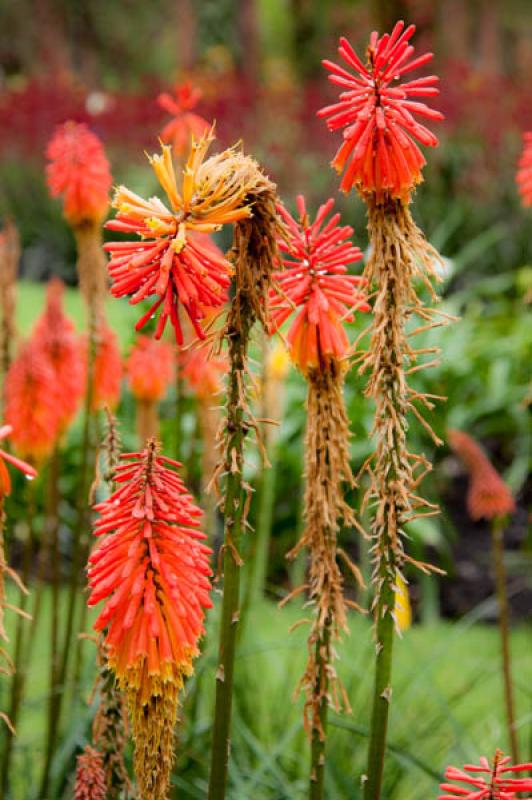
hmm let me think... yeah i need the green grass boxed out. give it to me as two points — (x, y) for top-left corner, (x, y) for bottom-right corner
(3, 588), (530, 799)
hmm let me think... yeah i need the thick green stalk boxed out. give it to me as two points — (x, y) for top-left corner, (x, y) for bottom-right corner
(309, 623), (331, 800)
(491, 515), (519, 763)
(363, 580), (395, 800)
(208, 312), (252, 800)
(248, 444), (277, 604)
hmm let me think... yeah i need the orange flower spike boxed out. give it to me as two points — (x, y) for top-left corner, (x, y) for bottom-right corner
(91, 323), (122, 411)
(318, 21), (443, 200)
(448, 429), (515, 521)
(269, 195), (370, 373)
(516, 132), (532, 207)
(87, 441), (212, 799)
(104, 128), (253, 345)
(127, 336), (175, 403)
(158, 80), (211, 157)
(46, 121), (112, 226)
(73, 746), (106, 800)
(33, 278), (86, 431)
(181, 345), (227, 399)
(0, 424), (37, 498)
(4, 340), (60, 463)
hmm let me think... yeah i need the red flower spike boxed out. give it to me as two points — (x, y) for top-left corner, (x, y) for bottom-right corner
(0, 424), (37, 498)
(158, 81), (211, 156)
(104, 129), (251, 344)
(516, 132), (532, 207)
(4, 340), (60, 463)
(318, 21), (443, 200)
(127, 336), (175, 403)
(181, 345), (227, 399)
(90, 323), (122, 412)
(74, 745), (106, 800)
(46, 121), (112, 226)
(87, 441), (212, 687)
(439, 750), (532, 799)
(448, 429), (515, 521)
(33, 278), (86, 431)
(269, 195), (369, 373)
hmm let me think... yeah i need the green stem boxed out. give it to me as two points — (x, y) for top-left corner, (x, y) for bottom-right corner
(364, 579), (395, 800)
(0, 481), (36, 795)
(491, 515), (519, 763)
(309, 623), (331, 800)
(207, 313), (252, 800)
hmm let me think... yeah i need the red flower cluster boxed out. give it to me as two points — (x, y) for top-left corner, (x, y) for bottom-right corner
(318, 21), (443, 200)
(0, 424), (37, 498)
(4, 340), (60, 463)
(126, 336), (175, 403)
(87, 443), (212, 687)
(448, 429), (515, 521)
(516, 132), (532, 207)
(73, 745), (106, 800)
(439, 751), (532, 799)
(46, 121), (112, 226)
(181, 345), (227, 399)
(158, 81), (210, 156)
(104, 131), (249, 344)
(270, 195), (369, 372)
(33, 279), (85, 431)
(90, 323), (122, 412)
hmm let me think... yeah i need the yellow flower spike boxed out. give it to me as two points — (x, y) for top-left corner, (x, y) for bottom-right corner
(267, 341), (291, 382)
(394, 572), (412, 633)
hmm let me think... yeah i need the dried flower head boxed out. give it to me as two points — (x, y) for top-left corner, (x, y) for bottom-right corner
(33, 279), (85, 431)
(74, 745), (106, 800)
(318, 21), (443, 200)
(439, 750), (532, 799)
(4, 340), (60, 463)
(91, 323), (122, 412)
(516, 132), (532, 207)
(448, 429), (515, 521)
(0, 424), (37, 498)
(88, 441), (212, 799)
(270, 195), (369, 373)
(158, 81), (211, 156)
(104, 129), (253, 344)
(127, 336), (175, 403)
(46, 121), (112, 226)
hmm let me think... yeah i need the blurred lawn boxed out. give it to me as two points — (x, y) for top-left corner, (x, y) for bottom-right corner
(15, 280), (136, 348)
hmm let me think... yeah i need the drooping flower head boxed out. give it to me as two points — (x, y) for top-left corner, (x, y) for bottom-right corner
(73, 745), (106, 800)
(126, 336), (175, 403)
(448, 429), (515, 521)
(318, 21), (443, 200)
(4, 340), (60, 463)
(516, 132), (532, 207)
(90, 322), (122, 412)
(439, 750), (532, 799)
(157, 81), (211, 156)
(32, 278), (85, 431)
(270, 195), (369, 373)
(87, 441), (212, 799)
(104, 129), (253, 344)
(46, 121), (112, 226)
(0, 424), (37, 498)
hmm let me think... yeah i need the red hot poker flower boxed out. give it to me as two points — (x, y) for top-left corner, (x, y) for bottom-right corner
(516, 132), (532, 207)
(46, 121), (112, 226)
(90, 323), (122, 412)
(318, 21), (443, 200)
(269, 195), (369, 373)
(104, 130), (252, 344)
(127, 336), (175, 403)
(73, 746), (106, 800)
(4, 340), (60, 463)
(158, 81), (211, 156)
(33, 278), (85, 431)
(448, 429), (515, 521)
(181, 345), (227, 399)
(0, 425), (37, 498)
(439, 750), (532, 799)
(87, 441), (212, 797)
